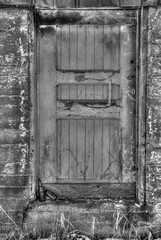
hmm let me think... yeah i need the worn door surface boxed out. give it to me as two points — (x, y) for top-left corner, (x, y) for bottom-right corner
(38, 10), (137, 199)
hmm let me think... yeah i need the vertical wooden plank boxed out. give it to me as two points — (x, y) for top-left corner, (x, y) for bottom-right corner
(57, 119), (61, 179)
(104, 25), (111, 70)
(101, 119), (104, 178)
(111, 26), (120, 71)
(112, 84), (120, 101)
(39, 26), (57, 183)
(102, 84), (109, 100)
(102, 119), (110, 179)
(61, 25), (70, 70)
(69, 119), (77, 179)
(56, 26), (61, 70)
(120, 0), (141, 7)
(56, 0), (75, 8)
(109, 119), (119, 180)
(94, 120), (102, 179)
(86, 25), (95, 70)
(79, 0), (98, 7)
(60, 119), (70, 179)
(95, 85), (102, 100)
(78, 85), (85, 100)
(99, 0), (119, 6)
(86, 85), (95, 100)
(77, 119), (85, 179)
(85, 119), (94, 179)
(70, 25), (77, 70)
(95, 25), (104, 70)
(61, 85), (70, 100)
(78, 25), (86, 70)
(70, 85), (77, 100)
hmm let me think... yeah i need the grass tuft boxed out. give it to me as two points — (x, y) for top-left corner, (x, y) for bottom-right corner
(1, 204), (161, 240)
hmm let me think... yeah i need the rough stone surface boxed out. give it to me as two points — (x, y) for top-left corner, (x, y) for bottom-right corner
(24, 200), (148, 238)
(146, 6), (161, 208)
(0, 7), (34, 234)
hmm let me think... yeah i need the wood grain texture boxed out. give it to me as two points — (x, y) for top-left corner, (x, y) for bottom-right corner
(57, 102), (120, 119)
(56, 24), (120, 71)
(94, 120), (102, 179)
(38, 10), (137, 26)
(39, 26), (57, 183)
(57, 84), (116, 101)
(70, 25), (78, 70)
(44, 182), (136, 199)
(102, 119), (110, 179)
(57, 118), (120, 182)
(78, 25), (86, 70)
(120, 25), (136, 183)
(61, 26), (70, 70)
(36, 0), (142, 8)
(120, 26), (136, 182)
(56, 72), (120, 85)
(38, 10), (136, 198)
(94, 25), (104, 70)
(69, 119), (77, 179)
(86, 25), (95, 70)
(75, 120), (85, 179)
(85, 119), (94, 178)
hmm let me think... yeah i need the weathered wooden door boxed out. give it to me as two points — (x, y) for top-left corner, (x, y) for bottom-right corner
(38, 9), (137, 199)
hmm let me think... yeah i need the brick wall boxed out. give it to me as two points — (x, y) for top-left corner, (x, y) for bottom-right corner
(0, 7), (34, 234)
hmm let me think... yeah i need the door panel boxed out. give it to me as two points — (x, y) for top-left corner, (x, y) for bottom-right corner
(56, 25), (120, 71)
(38, 9), (137, 198)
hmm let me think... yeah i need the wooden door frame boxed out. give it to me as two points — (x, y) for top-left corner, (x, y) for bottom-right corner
(34, 7), (147, 202)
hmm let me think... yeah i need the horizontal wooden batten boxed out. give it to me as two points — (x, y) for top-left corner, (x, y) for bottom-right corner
(38, 10), (137, 25)
(57, 82), (119, 86)
(44, 183), (136, 199)
(56, 116), (119, 120)
(56, 179), (121, 183)
(35, 0), (142, 8)
(57, 100), (119, 106)
(57, 103), (120, 119)
(57, 83), (120, 102)
(56, 70), (120, 73)
(56, 71), (120, 85)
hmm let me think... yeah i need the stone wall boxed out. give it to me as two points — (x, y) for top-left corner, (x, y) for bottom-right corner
(1, 1), (161, 238)
(147, 6), (161, 201)
(0, 7), (34, 234)
(146, 6), (161, 225)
